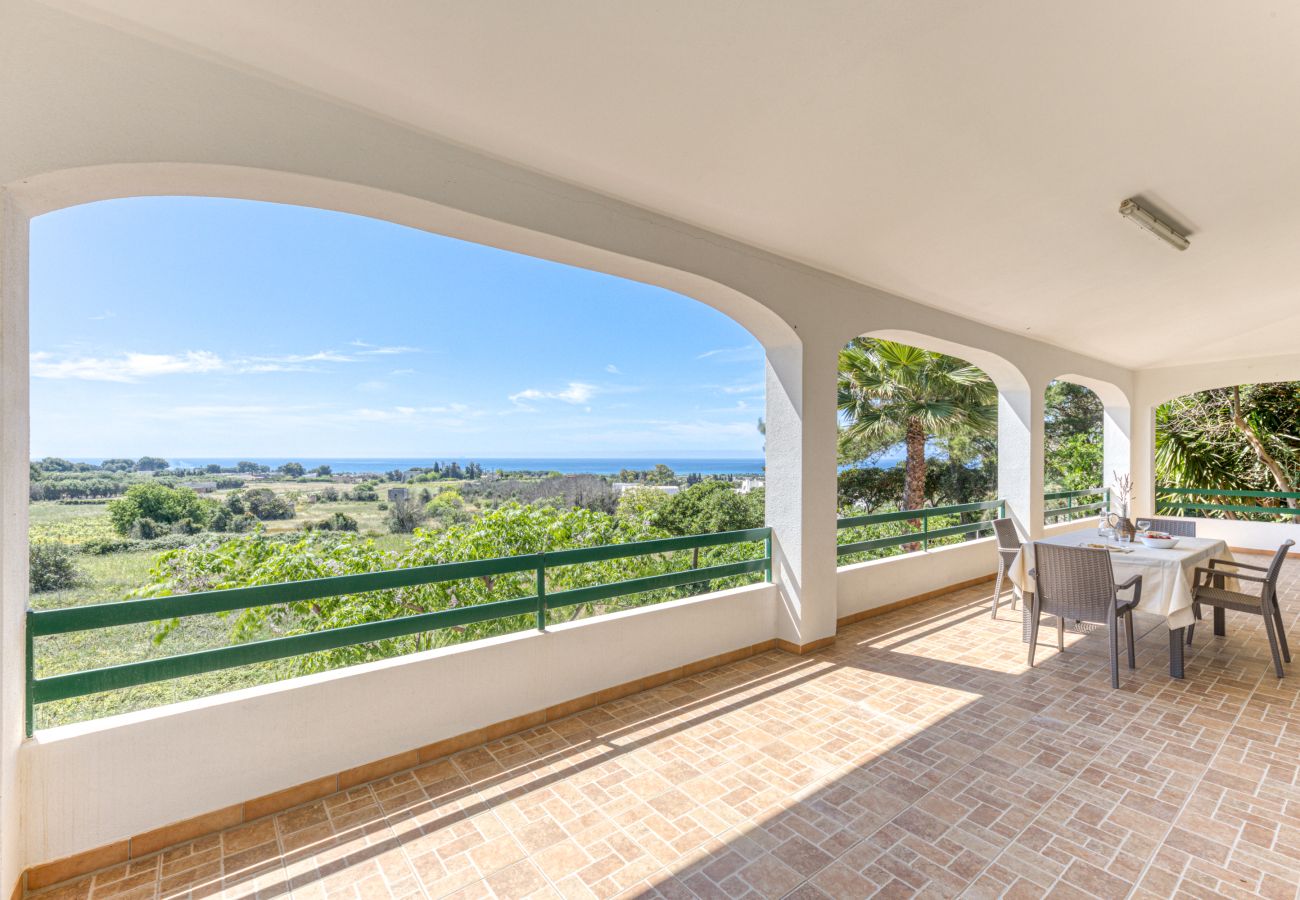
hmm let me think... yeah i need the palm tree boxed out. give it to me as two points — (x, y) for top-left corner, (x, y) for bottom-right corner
(837, 338), (998, 513)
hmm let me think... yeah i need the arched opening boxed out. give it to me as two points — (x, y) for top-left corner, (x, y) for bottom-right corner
(1042, 379), (1106, 524)
(1154, 380), (1300, 521)
(834, 333), (1002, 563)
(24, 193), (781, 728)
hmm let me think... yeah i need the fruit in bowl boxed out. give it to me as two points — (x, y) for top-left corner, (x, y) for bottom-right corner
(1140, 532), (1178, 549)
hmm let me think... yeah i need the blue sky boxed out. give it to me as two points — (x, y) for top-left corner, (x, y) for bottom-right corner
(30, 198), (765, 459)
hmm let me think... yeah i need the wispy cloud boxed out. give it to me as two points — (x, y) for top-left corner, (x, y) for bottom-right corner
(31, 348), (371, 382)
(696, 345), (762, 363)
(605, 364), (621, 375)
(31, 350), (225, 383)
(509, 382), (597, 405)
(89, 310), (116, 321)
(350, 404), (471, 422)
(350, 340), (421, 356)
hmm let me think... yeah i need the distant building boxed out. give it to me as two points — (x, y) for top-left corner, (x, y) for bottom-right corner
(737, 478), (765, 494)
(182, 482), (217, 493)
(387, 487), (410, 502)
(611, 483), (680, 497)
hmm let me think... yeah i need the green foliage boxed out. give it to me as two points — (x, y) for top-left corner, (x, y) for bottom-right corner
(313, 465), (332, 476)
(236, 488), (295, 520)
(1044, 381), (1104, 492)
(107, 482), (211, 535)
(30, 541), (80, 592)
(135, 456), (170, 472)
(651, 481), (763, 536)
(140, 503), (727, 675)
(1154, 383), (1300, 514)
(616, 486), (673, 523)
(303, 511), (359, 533)
(837, 339), (997, 451)
(838, 465), (905, 511)
(278, 462), (305, 477)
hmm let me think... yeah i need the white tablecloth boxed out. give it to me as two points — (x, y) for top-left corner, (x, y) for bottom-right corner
(1007, 530), (1234, 630)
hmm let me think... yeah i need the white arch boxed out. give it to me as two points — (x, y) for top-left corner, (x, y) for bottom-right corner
(1050, 374), (1132, 519)
(844, 327), (1042, 537)
(13, 163), (797, 351)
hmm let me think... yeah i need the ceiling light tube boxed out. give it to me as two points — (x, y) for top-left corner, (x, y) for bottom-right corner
(1118, 198), (1189, 251)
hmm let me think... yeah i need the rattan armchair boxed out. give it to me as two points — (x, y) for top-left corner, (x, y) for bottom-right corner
(1186, 539), (1294, 677)
(1028, 542), (1142, 688)
(990, 517), (1022, 620)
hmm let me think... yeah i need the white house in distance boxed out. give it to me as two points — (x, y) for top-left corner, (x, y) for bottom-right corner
(737, 478), (764, 495)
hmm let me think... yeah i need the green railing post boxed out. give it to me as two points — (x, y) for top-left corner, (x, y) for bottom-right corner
(763, 532), (772, 582)
(535, 562), (547, 631)
(25, 608), (34, 738)
(922, 510), (930, 551)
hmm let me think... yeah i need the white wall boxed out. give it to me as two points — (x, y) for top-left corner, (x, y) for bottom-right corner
(1180, 517), (1300, 555)
(837, 539), (997, 621)
(836, 518), (1095, 622)
(22, 583), (777, 866)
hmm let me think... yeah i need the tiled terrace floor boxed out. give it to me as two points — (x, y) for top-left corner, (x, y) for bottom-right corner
(36, 560), (1300, 900)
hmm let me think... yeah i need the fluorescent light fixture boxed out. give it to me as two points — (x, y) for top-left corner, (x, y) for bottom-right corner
(1118, 198), (1189, 251)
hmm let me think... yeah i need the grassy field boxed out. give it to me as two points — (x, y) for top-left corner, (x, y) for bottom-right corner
(26, 483), (436, 729)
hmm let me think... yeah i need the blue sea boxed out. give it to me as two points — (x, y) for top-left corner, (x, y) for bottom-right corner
(77, 457), (769, 476)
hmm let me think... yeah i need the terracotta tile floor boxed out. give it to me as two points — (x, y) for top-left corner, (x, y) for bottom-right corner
(34, 560), (1300, 900)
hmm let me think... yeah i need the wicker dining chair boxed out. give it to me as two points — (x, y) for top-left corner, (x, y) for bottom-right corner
(1142, 517), (1197, 537)
(1028, 543), (1142, 688)
(1185, 539), (1295, 677)
(990, 517), (1022, 620)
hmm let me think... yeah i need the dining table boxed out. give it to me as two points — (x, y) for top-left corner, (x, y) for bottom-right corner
(1006, 528), (1236, 678)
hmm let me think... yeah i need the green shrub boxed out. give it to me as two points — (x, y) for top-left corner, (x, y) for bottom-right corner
(130, 517), (164, 539)
(30, 541), (80, 592)
(107, 482), (211, 535)
(303, 512), (359, 533)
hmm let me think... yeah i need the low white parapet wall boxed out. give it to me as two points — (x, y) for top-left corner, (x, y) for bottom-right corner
(835, 518), (1093, 622)
(1177, 516), (1300, 556)
(21, 582), (777, 867)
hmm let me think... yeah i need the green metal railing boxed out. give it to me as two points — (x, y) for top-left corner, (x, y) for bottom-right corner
(836, 499), (1005, 558)
(1044, 487), (1110, 523)
(25, 526), (771, 735)
(1156, 487), (1300, 519)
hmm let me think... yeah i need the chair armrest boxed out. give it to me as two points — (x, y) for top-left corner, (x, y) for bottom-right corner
(1209, 558), (1269, 572)
(1115, 574), (1141, 591)
(1115, 573), (1142, 611)
(1194, 566), (1267, 585)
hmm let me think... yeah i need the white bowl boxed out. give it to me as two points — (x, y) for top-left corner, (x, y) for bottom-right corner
(1140, 535), (1178, 549)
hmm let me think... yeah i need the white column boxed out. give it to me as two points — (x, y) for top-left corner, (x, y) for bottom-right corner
(0, 188), (29, 891)
(763, 328), (840, 650)
(997, 383), (1045, 539)
(1129, 402), (1157, 518)
(1102, 400), (1134, 516)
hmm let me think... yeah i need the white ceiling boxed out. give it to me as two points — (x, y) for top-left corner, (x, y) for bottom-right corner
(50, 0), (1300, 369)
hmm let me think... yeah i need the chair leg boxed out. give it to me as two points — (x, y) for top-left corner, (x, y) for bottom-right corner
(1028, 602), (1040, 668)
(1186, 621), (1195, 646)
(1261, 599), (1285, 678)
(1108, 611), (1120, 689)
(1271, 594), (1290, 663)
(1056, 616), (1065, 652)
(1213, 606), (1226, 637)
(991, 565), (1004, 620)
(1124, 611), (1136, 669)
